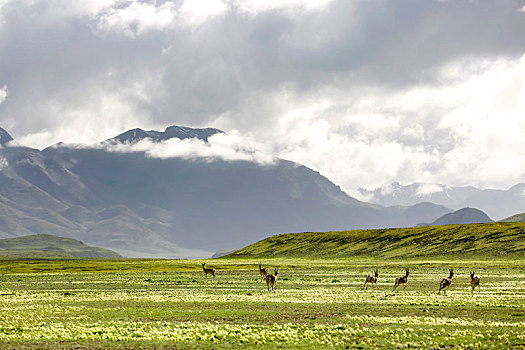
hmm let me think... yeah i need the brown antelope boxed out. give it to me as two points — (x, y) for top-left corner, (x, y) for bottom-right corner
(438, 269), (454, 294)
(258, 262), (268, 280)
(392, 268), (409, 291)
(265, 267), (279, 292)
(363, 270), (379, 290)
(470, 271), (480, 295)
(202, 263), (215, 278)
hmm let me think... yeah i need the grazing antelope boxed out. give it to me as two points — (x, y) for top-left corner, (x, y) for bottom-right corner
(202, 263), (215, 278)
(438, 269), (454, 294)
(470, 271), (480, 295)
(258, 262), (268, 280)
(392, 268), (410, 291)
(363, 270), (379, 290)
(265, 267), (279, 292)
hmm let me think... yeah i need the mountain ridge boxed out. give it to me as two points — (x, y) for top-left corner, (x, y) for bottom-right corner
(0, 125), (459, 258)
(107, 126), (223, 144)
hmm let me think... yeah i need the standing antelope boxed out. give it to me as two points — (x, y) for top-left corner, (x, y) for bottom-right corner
(258, 262), (268, 280)
(265, 267), (279, 292)
(202, 263), (215, 278)
(392, 268), (409, 291)
(470, 271), (480, 295)
(363, 270), (379, 290)
(438, 269), (454, 294)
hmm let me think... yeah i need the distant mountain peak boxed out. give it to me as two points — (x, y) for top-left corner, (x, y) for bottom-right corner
(163, 125), (223, 141)
(108, 125), (223, 144)
(0, 127), (13, 145)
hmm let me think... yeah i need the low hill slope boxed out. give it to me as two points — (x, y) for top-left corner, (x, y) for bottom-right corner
(0, 234), (122, 258)
(227, 222), (525, 259)
(500, 213), (525, 222)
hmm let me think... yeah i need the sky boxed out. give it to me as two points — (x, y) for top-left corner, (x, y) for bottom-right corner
(0, 0), (525, 198)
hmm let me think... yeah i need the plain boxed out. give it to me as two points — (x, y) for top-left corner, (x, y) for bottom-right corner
(0, 257), (524, 349)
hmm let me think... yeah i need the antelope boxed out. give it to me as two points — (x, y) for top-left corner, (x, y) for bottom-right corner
(438, 269), (454, 294)
(392, 268), (409, 291)
(258, 262), (268, 280)
(202, 263), (215, 278)
(470, 271), (480, 295)
(265, 267), (279, 292)
(363, 270), (379, 290)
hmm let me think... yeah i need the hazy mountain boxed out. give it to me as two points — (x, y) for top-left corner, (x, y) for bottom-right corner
(458, 184), (525, 221)
(360, 182), (525, 220)
(0, 126), (451, 258)
(391, 202), (452, 225)
(358, 182), (480, 208)
(0, 233), (121, 258)
(418, 207), (493, 226)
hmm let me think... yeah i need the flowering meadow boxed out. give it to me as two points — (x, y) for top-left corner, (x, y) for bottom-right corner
(0, 258), (524, 349)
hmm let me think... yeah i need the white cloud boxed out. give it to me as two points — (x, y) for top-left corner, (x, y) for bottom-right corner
(2, 0), (525, 200)
(100, 130), (276, 165)
(416, 183), (443, 196)
(210, 54), (525, 197)
(179, 0), (227, 27)
(0, 85), (6, 104)
(235, 0), (334, 14)
(0, 156), (7, 170)
(16, 91), (151, 150)
(95, 1), (177, 38)
(90, 0), (334, 38)
(519, 6), (525, 13)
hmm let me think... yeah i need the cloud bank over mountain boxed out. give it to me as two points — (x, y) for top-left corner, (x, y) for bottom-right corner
(1, 0), (525, 196)
(102, 130), (276, 165)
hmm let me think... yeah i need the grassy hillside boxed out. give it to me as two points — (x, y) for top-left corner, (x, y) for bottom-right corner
(0, 234), (122, 259)
(228, 222), (525, 259)
(500, 213), (525, 222)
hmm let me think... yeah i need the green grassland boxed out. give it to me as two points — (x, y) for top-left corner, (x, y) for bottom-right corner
(1, 224), (525, 348)
(0, 257), (524, 349)
(228, 222), (525, 259)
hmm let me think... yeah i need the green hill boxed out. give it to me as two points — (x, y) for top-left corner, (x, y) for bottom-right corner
(0, 234), (122, 259)
(500, 213), (525, 222)
(227, 222), (525, 259)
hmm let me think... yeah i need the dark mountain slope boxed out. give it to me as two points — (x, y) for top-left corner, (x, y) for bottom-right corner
(419, 207), (493, 226)
(43, 146), (383, 250)
(0, 127), (13, 145)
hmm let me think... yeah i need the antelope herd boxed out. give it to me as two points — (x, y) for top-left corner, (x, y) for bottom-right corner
(202, 262), (482, 294)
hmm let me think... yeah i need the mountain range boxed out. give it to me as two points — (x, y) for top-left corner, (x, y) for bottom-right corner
(359, 182), (525, 220)
(0, 125), (453, 258)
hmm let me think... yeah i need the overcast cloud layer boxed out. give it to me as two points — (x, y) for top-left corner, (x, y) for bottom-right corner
(1, 0), (525, 197)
